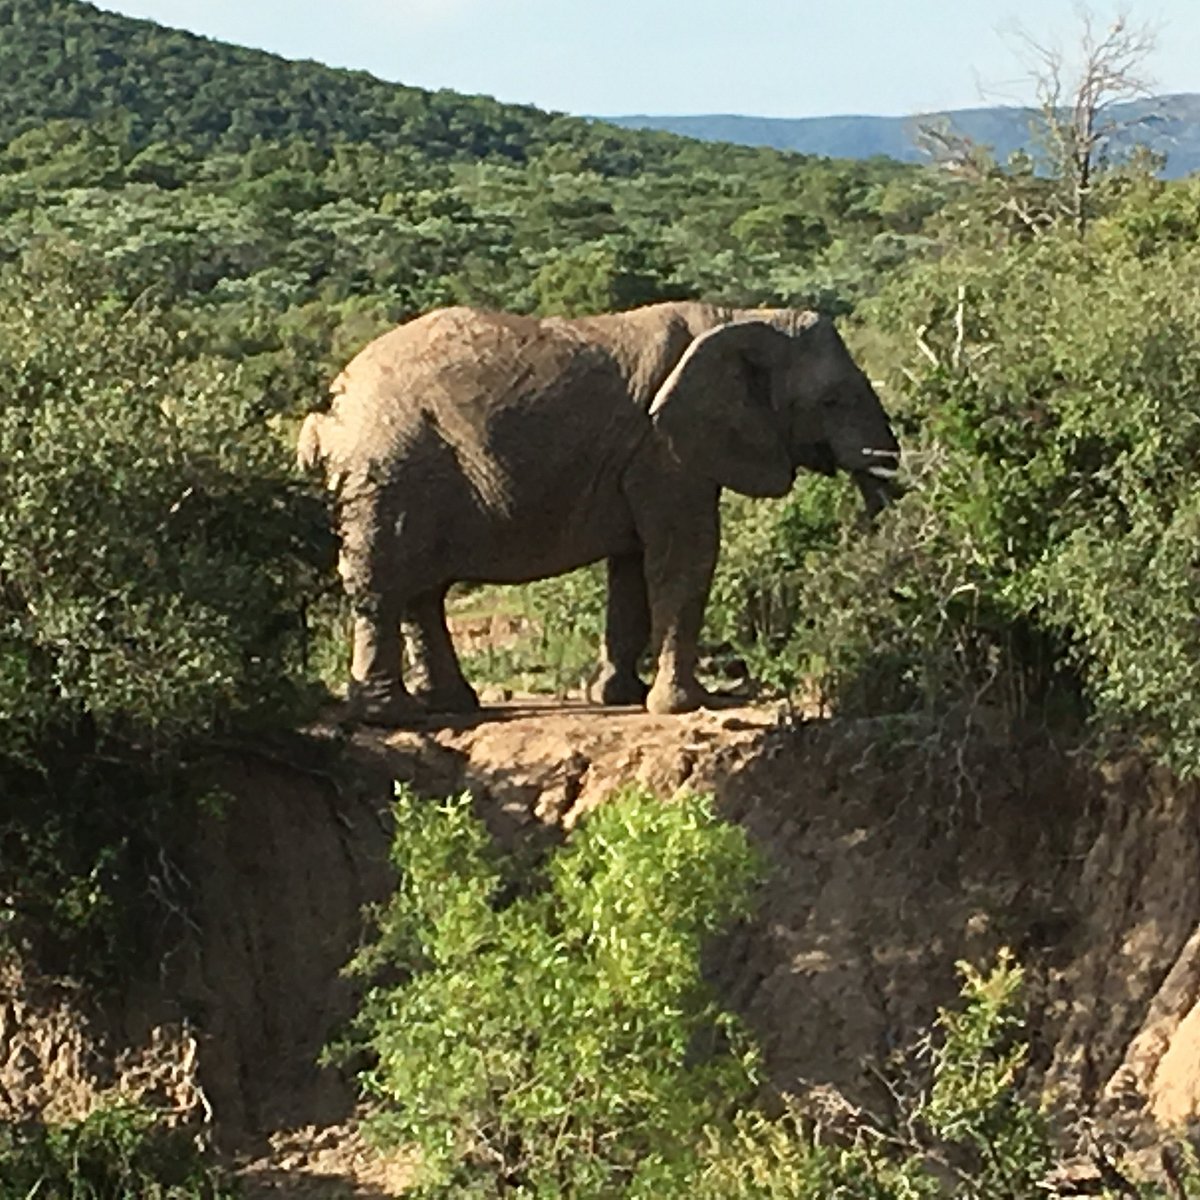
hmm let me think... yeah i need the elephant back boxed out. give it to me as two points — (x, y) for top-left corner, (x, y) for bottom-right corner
(320, 306), (641, 527)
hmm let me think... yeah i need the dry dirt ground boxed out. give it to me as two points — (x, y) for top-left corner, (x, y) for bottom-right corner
(4, 699), (1200, 1195)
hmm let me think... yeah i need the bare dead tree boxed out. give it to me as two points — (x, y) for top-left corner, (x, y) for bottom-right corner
(1006, 5), (1160, 235)
(913, 119), (995, 182)
(916, 7), (1161, 240)
(913, 117), (1060, 242)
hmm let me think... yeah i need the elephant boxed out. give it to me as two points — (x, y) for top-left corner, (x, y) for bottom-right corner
(297, 300), (901, 723)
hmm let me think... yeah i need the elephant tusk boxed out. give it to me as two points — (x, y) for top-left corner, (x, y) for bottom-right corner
(862, 447), (900, 460)
(866, 464), (899, 480)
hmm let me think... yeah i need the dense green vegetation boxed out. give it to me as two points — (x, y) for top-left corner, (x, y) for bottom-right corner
(0, 0), (946, 336)
(0, 1100), (234, 1199)
(332, 786), (764, 1195)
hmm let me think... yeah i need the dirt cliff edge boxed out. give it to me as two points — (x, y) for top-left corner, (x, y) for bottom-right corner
(4, 703), (1199, 1194)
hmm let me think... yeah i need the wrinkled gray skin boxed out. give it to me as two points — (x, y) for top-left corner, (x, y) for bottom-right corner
(298, 301), (901, 723)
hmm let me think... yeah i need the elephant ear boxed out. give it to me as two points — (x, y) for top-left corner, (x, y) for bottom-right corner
(648, 321), (794, 497)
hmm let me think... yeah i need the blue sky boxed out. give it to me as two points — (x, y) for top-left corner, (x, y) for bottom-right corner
(97, 1), (1198, 118)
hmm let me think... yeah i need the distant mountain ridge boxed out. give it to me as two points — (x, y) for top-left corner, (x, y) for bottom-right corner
(606, 96), (1200, 179)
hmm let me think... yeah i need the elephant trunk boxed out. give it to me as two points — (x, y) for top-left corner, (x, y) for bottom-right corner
(829, 381), (902, 518)
(788, 439), (902, 516)
(851, 467), (902, 518)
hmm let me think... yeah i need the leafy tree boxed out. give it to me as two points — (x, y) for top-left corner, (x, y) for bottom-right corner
(0, 117), (129, 188)
(533, 236), (684, 316)
(731, 202), (832, 259)
(0, 247), (324, 750)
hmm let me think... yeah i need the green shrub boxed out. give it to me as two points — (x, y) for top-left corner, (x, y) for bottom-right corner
(334, 784), (765, 1196)
(0, 1101), (235, 1200)
(854, 231), (1200, 764)
(0, 245), (330, 974)
(680, 1109), (938, 1199)
(0, 245), (327, 753)
(705, 476), (862, 703)
(916, 954), (1051, 1198)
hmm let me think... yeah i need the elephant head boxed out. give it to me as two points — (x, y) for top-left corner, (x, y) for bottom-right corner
(648, 312), (901, 515)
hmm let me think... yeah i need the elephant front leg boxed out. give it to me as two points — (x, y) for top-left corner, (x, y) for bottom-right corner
(641, 501), (721, 716)
(403, 589), (480, 714)
(347, 594), (425, 725)
(596, 552), (651, 706)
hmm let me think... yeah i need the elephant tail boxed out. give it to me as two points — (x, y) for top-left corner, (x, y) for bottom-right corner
(296, 412), (326, 473)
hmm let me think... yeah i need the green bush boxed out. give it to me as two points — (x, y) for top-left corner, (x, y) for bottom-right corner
(0, 1101), (235, 1200)
(0, 245), (330, 974)
(0, 245), (327, 752)
(853, 230), (1200, 763)
(654, 953), (1047, 1200)
(681, 1109), (938, 1199)
(451, 570), (605, 698)
(691, 954), (1199, 1200)
(334, 784), (765, 1196)
(705, 476), (859, 702)
(916, 955), (1051, 1198)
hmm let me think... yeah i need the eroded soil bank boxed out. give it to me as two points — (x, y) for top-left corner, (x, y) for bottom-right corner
(4, 702), (1199, 1194)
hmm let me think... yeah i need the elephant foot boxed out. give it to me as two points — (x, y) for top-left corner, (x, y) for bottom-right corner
(596, 665), (650, 707)
(347, 682), (426, 727)
(645, 678), (719, 716)
(413, 680), (481, 714)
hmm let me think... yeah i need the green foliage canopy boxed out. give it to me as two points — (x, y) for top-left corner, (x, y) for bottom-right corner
(0, 247), (325, 754)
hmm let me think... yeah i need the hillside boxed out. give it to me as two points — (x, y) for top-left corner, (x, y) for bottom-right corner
(608, 94), (1200, 179)
(0, 0), (911, 216)
(0, 0), (563, 159)
(0, 0), (891, 170)
(0, 0), (947, 408)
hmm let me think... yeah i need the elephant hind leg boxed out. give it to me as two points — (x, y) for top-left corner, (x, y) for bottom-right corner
(596, 552), (650, 706)
(347, 595), (425, 726)
(404, 589), (480, 714)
